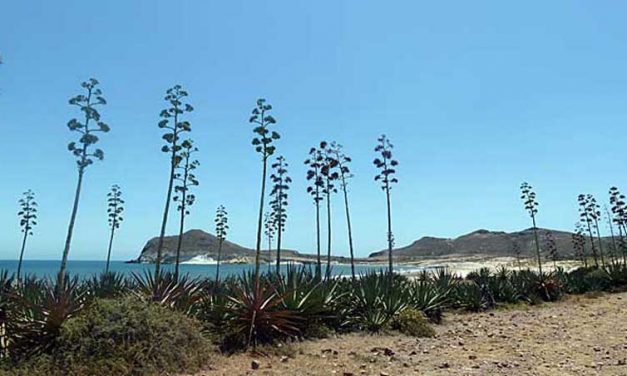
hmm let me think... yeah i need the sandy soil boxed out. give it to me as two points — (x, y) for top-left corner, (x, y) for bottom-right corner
(191, 291), (627, 376)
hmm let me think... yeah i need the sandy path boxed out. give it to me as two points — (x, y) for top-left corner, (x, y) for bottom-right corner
(191, 291), (627, 376)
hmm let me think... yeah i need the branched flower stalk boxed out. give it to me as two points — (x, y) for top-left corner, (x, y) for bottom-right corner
(269, 156), (291, 274)
(60, 78), (109, 283)
(603, 205), (619, 266)
(609, 187), (627, 265)
(544, 231), (558, 270)
(520, 182), (542, 274)
(320, 141), (339, 280)
(330, 141), (356, 279)
(173, 140), (199, 280)
(264, 211), (276, 271)
(578, 194), (604, 268)
(250, 99), (279, 284)
(512, 240), (522, 269)
(214, 205), (228, 285)
(105, 185), (124, 273)
(573, 223), (588, 267)
(373, 135), (399, 280)
(305, 146), (325, 280)
(17, 190), (37, 281)
(155, 85), (193, 280)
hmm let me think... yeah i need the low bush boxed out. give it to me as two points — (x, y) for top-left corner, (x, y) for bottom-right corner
(390, 308), (435, 338)
(2, 297), (212, 376)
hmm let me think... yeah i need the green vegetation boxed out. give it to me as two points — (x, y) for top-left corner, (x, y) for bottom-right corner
(3, 77), (627, 376)
(390, 308), (436, 337)
(2, 262), (627, 374)
(1, 297), (211, 376)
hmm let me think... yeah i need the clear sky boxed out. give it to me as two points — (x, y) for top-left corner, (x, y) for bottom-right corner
(1, 1), (626, 261)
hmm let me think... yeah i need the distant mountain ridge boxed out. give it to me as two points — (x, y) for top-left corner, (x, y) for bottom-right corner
(136, 228), (608, 264)
(368, 228), (606, 260)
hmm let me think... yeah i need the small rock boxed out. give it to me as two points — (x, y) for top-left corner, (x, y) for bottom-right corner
(380, 372), (390, 376)
(251, 360), (260, 370)
(469, 355), (477, 360)
(343, 373), (354, 376)
(280, 356), (289, 363)
(439, 362), (450, 369)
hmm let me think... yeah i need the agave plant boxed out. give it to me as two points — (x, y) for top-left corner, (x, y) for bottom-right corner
(5, 274), (87, 360)
(249, 98), (280, 284)
(132, 271), (203, 315)
(453, 281), (489, 312)
(60, 79), (110, 282)
(408, 278), (454, 322)
(17, 190), (37, 281)
(155, 85), (194, 280)
(224, 274), (301, 349)
(269, 156), (291, 274)
(105, 184), (124, 273)
(85, 271), (128, 299)
(373, 135), (399, 280)
(347, 272), (409, 331)
(173, 139), (200, 280)
(578, 193), (604, 268)
(305, 145), (325, 280)
(520, 182), (543, 274)
(272, 265), (341, 325)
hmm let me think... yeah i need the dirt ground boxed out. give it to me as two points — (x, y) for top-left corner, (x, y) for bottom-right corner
(192, 291), (627, 376)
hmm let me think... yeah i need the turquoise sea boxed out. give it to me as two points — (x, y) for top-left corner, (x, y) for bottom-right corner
(0, 260), (408, 280)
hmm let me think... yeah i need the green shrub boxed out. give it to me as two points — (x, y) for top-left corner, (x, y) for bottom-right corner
(584, 269), (612, 291)
(4, 297), (212, 376)
(391, 308), (435, 338)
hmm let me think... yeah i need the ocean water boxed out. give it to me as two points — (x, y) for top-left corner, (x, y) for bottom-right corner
(0, 260), (405, 280)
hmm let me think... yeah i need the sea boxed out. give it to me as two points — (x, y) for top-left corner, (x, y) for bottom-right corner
(0, 260), (418, 280)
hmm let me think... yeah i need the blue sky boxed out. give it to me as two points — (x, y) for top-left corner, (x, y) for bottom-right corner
(1, 1), (626, 261)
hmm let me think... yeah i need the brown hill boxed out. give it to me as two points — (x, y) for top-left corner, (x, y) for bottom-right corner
(136, 229), (325, 264)
(368, 228), (602, 260)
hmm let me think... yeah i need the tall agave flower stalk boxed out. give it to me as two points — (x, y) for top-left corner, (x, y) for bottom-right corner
(609, 187), (627, 265)
(329, 141), (356, 279)
(520, 182), (542, 274)
(155, 85), (193, 280)
(305, 146), (325, 280)
(249, 99), (279, 284)
(60, 78), (109, 283)
(105, 185), (124, 273)
(512, 240), (522, 269)
(320, 141), (339, 280)
(373, 135), (399, 280)
(214, 205), (228, 284)
(578, 194), (604, 268)
(264, 211), (276, 272)
(544, 232), (558, 270)
(269, 156), (291, 274)
(17, 190), (37, 281)
(173, 140), (199, 280)
(573, 223), (588, 267)
(603, 205), (619, 266)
